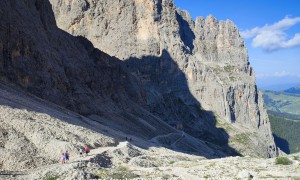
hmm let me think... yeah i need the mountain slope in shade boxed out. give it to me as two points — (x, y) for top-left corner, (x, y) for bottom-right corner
(262, 88), (300, 154)
(0, 0), (247, 172)
(268, 112), (300, 154)
(49, 0), (277, 157)
(0, 1), (278, 173)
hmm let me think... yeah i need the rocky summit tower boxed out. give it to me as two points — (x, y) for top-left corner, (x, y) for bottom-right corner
(49, 0), (277, 157)
(0, 0), (277, 161)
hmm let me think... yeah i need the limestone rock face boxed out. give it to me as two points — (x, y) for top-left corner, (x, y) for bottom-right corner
(49, 0), (277, 157)
(1, 0), (233, 165)
(186, 16), (276, 157)
(0, 0), (180, 140)
(193, 16), (248, 65)
(0, 0), (277, 159)
(49, 0), (163, 60)
(0, 0), (144, 115)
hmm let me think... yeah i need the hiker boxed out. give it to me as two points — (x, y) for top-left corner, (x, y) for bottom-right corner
(79, 149), (83, 157)
(60, 153), (65, 164)
(64, 150), (70, 162)
(85, 145), (90, 156)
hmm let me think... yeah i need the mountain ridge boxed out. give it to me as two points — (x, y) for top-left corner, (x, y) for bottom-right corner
(0, 0), (279, 174)
(49, 0), (277, 157)
(284, 85), (300, 94)
(0, 1), (241, 172)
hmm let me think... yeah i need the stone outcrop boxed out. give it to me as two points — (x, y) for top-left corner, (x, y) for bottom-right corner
(0, 0), (277, 159)
(0, 82), (117, 171)
(0, 0), (178, 139)
(49, 0), (277, 157)
(0, 0), (235, 168)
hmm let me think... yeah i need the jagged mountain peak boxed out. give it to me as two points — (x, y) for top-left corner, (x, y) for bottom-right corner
(48, 0), (277, 157)
(0, 2), (279, 176)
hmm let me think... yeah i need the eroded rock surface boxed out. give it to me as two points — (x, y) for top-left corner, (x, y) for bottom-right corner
(49, 0), (277, 157)
(0, 0), (243, 173)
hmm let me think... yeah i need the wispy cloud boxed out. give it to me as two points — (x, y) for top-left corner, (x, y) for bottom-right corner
(256, 71), (300, 78)
(274, 71), (295, 77)
(241, 16), (300, 52)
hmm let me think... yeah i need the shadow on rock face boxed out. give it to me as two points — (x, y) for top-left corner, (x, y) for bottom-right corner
(125, 49), (241, 157)
(273, 134), (290, 154)
(0, 1), (242, 173)
(176, 11), (195, 53)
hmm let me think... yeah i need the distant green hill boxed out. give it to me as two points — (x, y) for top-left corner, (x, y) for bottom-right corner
(263, 90), (300, 117)
(262, 89), (300, 154)
(284, 85), (300, 94)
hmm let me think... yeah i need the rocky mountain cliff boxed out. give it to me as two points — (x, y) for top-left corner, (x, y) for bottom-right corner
(0, 0), (277, 169)
(1, 0), (182, 139)
(0, 0), (238, 170)
(49, 0), (277, 157)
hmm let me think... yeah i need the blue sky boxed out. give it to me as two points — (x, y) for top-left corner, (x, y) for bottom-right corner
(174, 0), (300, 90)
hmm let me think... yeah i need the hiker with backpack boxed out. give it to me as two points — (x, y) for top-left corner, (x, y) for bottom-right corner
(60, 153), (65, 164)
(64, 150), (70, 162)
(79, 148), (83, 157)
(84, 145), (90, 156)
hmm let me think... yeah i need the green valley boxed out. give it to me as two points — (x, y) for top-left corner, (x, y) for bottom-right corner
(262, 88), (300, 154)
(263, 90), (300, 117)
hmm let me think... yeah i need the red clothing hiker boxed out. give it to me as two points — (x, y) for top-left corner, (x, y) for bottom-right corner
(84, 145), (90, 156)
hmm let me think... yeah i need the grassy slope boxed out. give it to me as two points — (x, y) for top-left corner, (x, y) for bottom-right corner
(263, 91), (300, 116)
(268, 112), (300, 154)
(262, 90), (300, 154)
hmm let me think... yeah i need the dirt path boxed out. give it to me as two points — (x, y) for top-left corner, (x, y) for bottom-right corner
(70, 141), (128, 163)
(14, 142), (129, 179)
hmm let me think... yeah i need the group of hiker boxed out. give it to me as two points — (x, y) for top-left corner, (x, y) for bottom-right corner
(60, 145), (90, 164)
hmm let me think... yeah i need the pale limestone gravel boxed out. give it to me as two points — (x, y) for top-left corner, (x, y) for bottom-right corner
(14, 143), (300, 180)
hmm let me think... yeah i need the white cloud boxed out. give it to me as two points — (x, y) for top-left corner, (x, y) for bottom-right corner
(241, 16), (300, 51)
(256, 71), (300, 78)
(274, 71), (293, 77)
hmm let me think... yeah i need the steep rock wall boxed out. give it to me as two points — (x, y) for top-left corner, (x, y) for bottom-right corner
(49, 0), (277, 157)
(0, 0), (181, 140)
(1, 0), (235, 163)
